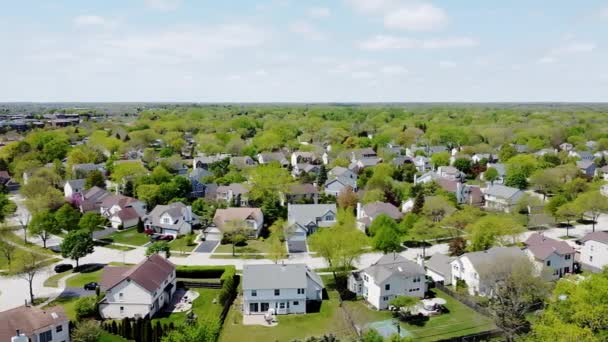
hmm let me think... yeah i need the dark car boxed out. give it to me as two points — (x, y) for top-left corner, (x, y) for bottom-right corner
(54, 264), (73, 273)
(48, 245), (62, 253)
(150, 233), (162, 241)
(144, 228), (156, 235)
(158, 234), (174, 241)
(83, 282), (98, 291)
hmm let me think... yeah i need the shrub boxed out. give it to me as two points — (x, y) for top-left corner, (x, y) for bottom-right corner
(74, 296), (97, 320)
(175, 265), (234, 279)
(72, 320), (102, 342)
(218, 267), (237, 306)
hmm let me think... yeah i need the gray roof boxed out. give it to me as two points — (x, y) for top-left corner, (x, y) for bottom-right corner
(190, 167), (212, 180)
(484, 184), (523, 202)
(66, 178), (86, 189)
(458, 246), (527, 277)
(488, 163), (506, 176)
(288, 203), (337, 227)
(145, 202), (196, 231)
(581, 231), (608, 245)
(576, 160), (595, 170)
(363, 254), (425, 285)
(426, 253), (455, 277)
(242, 264), (324, 290)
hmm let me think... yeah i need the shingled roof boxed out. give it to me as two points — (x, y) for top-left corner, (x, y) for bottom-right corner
(524, 233), (575, 260)
(362, 254), (425, 285)
(100, 254), (175, 293)
(580, 231), (608, 245)
(0, 305), (67, 342)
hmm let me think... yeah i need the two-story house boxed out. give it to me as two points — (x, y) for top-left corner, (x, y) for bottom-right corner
(63, 179), (85, 198)
(450, 246), (527, 296)
(100, 194), (147, 229)
(348, 254), (426, 310)
(356, 201), (403, 231)
(324, 166), (358, 196)
(99, 254), (176, 319)
(242, 264), (324, 315)
(193, 153), (230, 170)
(144, 202), (198, 236)
(580, 231), (608, 272)
(281, 183), (319, 205)
(215, 183), (249, 206)
(524, 233), (575, 279)
(285, 204), (337, 247)
(257, 152), (289, 167)
(0, 305), (70, 342)
(189, 167), (212, 198)
(213, 207), (264, 237)
(482, 184), (524, 213)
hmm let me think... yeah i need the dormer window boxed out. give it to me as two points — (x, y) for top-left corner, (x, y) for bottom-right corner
(162, 217), (172, 224)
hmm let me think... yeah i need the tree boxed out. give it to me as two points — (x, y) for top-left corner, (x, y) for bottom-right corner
(55, 203), (81, 232)
(85, 170), (105, 189)
(574, 191), (608, 232)
(484, 167), (499, 184)
(316, 164), (328, 185)
(467, 215), (524, 251)
(498, 144), (517, 162)
(71, 320), (103, 342)
(161, 321), (220, 342)
(268, 233), (287, 264)
(430, 151), (450, 168)
(556, 202), (583, 237)
(529, 169), (561, 199)
(17, 212), (31, 244)
(136, 184), (162, 208)
(409, 218), (447, 258)
(368, 214), (398, 237)
(505, 171), (528, 189)
(29, 210), (60, 248)
(61, 230), (95, 267)
(389, 295), (418, 316)
(78, 212), (106, 233)
(336, 186), (357, 210)
(16, 251), (45, 304)
(0, 193), (16, 221)
(248, 164), (292, 202)
(453, 158), (472, 174)
(74, 296), (97, 320)
(411, 191), (425, 215)
(221, 220), (248, 256)
(0, 226), (16, 267)
(422, 196), (454, 222)
(372, 223), (402, 254)
(448, 236), (467, 256)
(485, 257), (550, 341)
(146, 242), (171, 258)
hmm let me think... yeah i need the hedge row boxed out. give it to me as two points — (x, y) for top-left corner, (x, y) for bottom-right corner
(175, 265), (236, 279)
(218, 267), (237, 306)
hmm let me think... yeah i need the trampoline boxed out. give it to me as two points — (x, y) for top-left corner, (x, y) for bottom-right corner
(365, 319), (412, 338)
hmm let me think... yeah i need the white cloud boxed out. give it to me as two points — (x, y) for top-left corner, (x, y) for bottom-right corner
(384, 3), (448, 31)
(308, 7), (331, 18)
(347, 0), (397, 14)
(537, 56), (555, 64)
(600, 7), (608, 18)
(289, 21), (326, 41)
(73, 15), (115, 28)
(254, 69), (268, 77)
(351, 71), (375, 79)
(381, 65), (408, 75)
(553, 42), (596, 54)
(439, 60), (456, 68)
(145, 0), (181, 11)
(358, 35), (477, 50)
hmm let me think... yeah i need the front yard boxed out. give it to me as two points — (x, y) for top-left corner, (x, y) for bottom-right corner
(101, 228), (150, 246)
(65, 267), (104, 288)
(213, 239), (282, 254)
(343, 289), (495, 341)
(219, 290), (355, 342)
(169, 235), (198, 253)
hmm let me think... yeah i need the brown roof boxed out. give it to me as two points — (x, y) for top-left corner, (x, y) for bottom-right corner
(362, 201), (403, 220)
(580, 231), (608, 245)
(101, 194), (139, 209)
(288, 183), (319, 195)
(100, 254), (175, 293)
(0, 305), (68, 341)
(0, 170), (10, 180)
(213, 208), (263, 228)
(114, 207), (141, 221)
(437, 178), (458, 192)
(524, 233), (576, 260)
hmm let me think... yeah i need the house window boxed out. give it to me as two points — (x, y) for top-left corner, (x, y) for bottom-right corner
(252, 290), (257, 297)
(413, 277), (421, 283)
(279, 302), (286, 309)
(119, 293), (124, 300)
(120, 306), (124, 313)
(363, 275), (369, 281)
(382, 296), (389, 301)
(162, 217), (171, 224)
(274, 289), (280, 296)
(56, 325), (63, 333)
(297, 288), (305, 294)
(293, 301), (299, 305)
(546, 260), (551, 266)
(565, 254), (571, 260)
(325, 215), (334, 221)
(249, 303), (259, 312)
(40, 330), (53, 342)
(385, 284), (390, 291)
(590, 256), (593, 262)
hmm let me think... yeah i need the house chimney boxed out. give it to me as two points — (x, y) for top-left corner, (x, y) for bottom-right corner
(416, 254), (425, 268)
(356, 202), (362, 219)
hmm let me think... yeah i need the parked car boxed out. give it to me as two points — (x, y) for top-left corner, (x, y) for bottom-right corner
(83, 282), (98, 291)
(144, 228), (156, 235)
(158, 235), (174, 241)
(150, 234), (174, 241)
(150, 233), (162, 241)
(48, 245), (61, 253)
(54, 264), (73, 273)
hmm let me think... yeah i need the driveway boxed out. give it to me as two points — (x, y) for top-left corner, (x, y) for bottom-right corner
(194, 240), (219, 253)
(287, 240), (307, 253)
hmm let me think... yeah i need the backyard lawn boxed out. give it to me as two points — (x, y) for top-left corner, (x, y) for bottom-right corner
(102, 228), (150, 246)
(154, 288), (223, 325)
(343, 289), (495, 341)
(213, 239), (282, 254)
(99, 331), (129, 342)
(219, 290), (355, 342)
(66, 268), (104, 288)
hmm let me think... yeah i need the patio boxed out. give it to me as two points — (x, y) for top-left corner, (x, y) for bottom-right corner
(165, 288), (200, 313)
(243, 314), (278, 327)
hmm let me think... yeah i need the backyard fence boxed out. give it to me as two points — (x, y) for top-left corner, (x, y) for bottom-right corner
(437, 329), (503, 342)
(176, 280), (222, 289)
(435, 283), (491, 316)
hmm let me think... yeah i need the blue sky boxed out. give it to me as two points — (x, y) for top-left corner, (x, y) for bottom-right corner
(1, 0), (608, 102)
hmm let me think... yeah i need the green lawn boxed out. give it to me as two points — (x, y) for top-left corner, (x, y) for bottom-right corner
(154, 288), (223, 325)
(44, 271), (72, 288)
(3, 231), (58, 256)
(43, 296), (80, 321)
(66, 268), (104, 288)
(219, 290), (355, 342)
(210, 254), (266, 259)
(99, 331), (130, 342)
(213, 239), (279, 254)
(342, 289), (495, 341)
(169, 235), (197, 253)
(102, 228), (150, 246)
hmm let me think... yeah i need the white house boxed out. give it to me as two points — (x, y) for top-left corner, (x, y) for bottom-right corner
(425, 253), (455, 285)
(215, 183), (249, 206)
(324, 166), (357, 196)
(580, 231), (608, 272)
(482, 184), (524, 213)
(100, 194), (147, 229)
(242, 264), (324, 315)
(64, 179), (85, 198)
(0, 305), (70, 342)
(348, 254), (426, 310)
(213, 207), (264, 237)
(523, 233), (575, 280)
(285, 204), (337, 248)
(450, 246), (528, 296)
(99, 254), (176, 319)
(144, 202), (198, 236)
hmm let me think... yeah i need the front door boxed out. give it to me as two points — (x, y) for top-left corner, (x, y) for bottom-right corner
(260, 302), (269, 312)
(249, 303), (259, 313)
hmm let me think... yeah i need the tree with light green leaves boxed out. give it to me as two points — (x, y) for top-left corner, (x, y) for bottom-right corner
(466, 215), (524, 251)
(29, 210), (60, 248)
(574, 191), (608, 232)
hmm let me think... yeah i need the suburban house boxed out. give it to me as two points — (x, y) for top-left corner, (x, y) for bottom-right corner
(405, 145), (447, 158)
(100, 195), (147, 229)
(72, 163), (106, 178)
(579, 231), (608, 272)
(559, 142), (574, 151)
(348, 254), (426, 310)
(324, 166), (358, 196)
(425, 253), (455, 285)
(482, 184), (524, 213)
(292, 163), (321, 177)
(193, 153), (230, 170)
(523, 233), (575, 279)
(212, 207), (264, 237)
(285, 204), (337, 243)
(257, 152), (289, 167)
(64, 178), (85, 198)
(290, 151), (323, 167)
(230, 156), (256, 169)
(356, 201), (403, 231)
(412, 156), (431, 172)
(436, 178), (484, 206)
(74, 186), (111, 213)
(576, 160), (596, 178)
(450, 246), (528, 296)
(143, 202), (198, 236)
(215, 183), (249, 206)
(482, 163), (506, 184)
(569, 150), (595, 161)
(437, 166), (465, 182)
(281, 183), (319, 205)
(471, 153), (495, 163)
(99, 254), (177, 319)
(0, 305), (69, 342)
(242, 264), (324, 315)
(189, 167), (212, 197)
